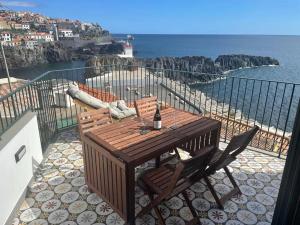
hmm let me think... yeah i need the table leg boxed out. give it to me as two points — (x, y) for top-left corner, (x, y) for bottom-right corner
(126, 165), (136, 225)
(155, 156), (160, 168)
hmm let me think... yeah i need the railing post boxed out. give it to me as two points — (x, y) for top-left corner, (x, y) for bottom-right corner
(225, 77), (234, 142)
(279, 84), (295, 158)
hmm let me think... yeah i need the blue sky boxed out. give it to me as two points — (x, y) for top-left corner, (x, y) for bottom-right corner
(2, 0), (300, 35)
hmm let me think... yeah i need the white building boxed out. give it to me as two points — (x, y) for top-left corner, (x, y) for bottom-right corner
(22, 24), (30, 30)
(25, 40), (38, 49)
(59, 29), (73, 38)
(25, 32), (54, 42)
(118, 41), (133, 58)
(0, 32), (11, 42)
(42, 34), (54, 42)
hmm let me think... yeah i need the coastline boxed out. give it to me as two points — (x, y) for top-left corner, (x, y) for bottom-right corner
(222, 64), (279, 75)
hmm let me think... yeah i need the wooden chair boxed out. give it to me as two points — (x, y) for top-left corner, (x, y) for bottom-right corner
(134, 96), (158, 117)
(77, 108), (112, 138)
(203, 125), (260, 209)
(137, 148), (215, 225)
(73, 98), (97, 112)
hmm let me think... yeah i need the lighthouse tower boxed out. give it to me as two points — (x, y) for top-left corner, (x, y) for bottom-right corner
(118, 41), (133, 58)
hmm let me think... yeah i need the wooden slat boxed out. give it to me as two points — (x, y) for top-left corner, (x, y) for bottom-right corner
(77, 108), (112, 138)
(134, 96), (158, 117)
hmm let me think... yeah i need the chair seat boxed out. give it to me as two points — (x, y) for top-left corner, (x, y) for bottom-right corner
(209, 149), (223, 164)
(208, 149), (236, 171)
(139, 166), (175, 195)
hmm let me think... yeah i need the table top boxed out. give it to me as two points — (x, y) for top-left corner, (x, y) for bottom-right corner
(86, 108), (220, 166)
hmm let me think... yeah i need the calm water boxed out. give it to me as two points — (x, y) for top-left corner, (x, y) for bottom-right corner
(2, 34), (300, 131)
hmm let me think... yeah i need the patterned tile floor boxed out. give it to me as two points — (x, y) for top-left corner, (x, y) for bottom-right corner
(12, 129), (285, 225)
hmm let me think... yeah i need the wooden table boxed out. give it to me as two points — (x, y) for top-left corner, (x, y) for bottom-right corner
(82, 108), (221, 224)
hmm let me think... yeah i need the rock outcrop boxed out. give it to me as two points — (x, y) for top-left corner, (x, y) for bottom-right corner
(85, 55), (138, 77)
(74, 43), (124, 61)
(85, 54), (279, 80)
(0, 42), (72, 70)
(143, 56), (221, 74)
(215, 54), (279, 71)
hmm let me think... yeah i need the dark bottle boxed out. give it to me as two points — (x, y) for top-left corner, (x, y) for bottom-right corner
(153, 104), (162, 130)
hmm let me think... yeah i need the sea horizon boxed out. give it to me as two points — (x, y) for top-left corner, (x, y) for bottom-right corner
(114, 33), (300, 36)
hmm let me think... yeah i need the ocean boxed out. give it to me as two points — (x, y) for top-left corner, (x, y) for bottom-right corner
(2, 34), (300, 132)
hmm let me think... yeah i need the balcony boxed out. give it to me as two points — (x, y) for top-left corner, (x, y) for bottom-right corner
(0, 65), (298, 225)
(12, 128), (285, 225)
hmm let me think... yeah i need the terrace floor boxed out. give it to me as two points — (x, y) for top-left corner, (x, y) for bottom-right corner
(12, 129), (285, 225)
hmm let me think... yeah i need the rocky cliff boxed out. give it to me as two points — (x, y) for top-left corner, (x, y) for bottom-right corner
(215, 55), (279, 71)
(75, 43), (124, 60)
(143, 56), (222, 74)
(85, 54), (279, 79)
(0, 42), (72, 70)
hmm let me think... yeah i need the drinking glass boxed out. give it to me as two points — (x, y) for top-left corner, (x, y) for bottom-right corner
(140, 117), (149, 134)
(170, 109), (178, 129)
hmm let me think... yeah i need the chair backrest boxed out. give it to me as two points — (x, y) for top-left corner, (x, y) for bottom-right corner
(165, 148), (215, 196)
(213, 125), (259, 168)
(77, 108), (112, 137)
(134, 96), (158, 117)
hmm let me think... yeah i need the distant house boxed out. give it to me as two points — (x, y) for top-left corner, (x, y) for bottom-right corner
(42, 33), (54, 42)
(0, 20), (11, 30)
(38, 23), (52, 32)
(25, 39), (38, 49)
(13, 23), (23, 30)
(34, 15), (47, 24)
(59, 29), (73, 38)
(16, 11), (26, 17)
(57, 21), (76, 30)
(22, 24), (30, 30)
(24, 32), (54, 42)
(4, 38), (22, 47)
(0, 32), (11, 42)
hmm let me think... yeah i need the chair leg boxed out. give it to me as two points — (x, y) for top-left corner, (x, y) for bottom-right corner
(224, 166), (241, 194)
(149, 194), (165, 225)
(182, 191), (199, 218)
(182, 191), (202, 225)
(208, 166), (241, 206)
(204, 176), (224, 209)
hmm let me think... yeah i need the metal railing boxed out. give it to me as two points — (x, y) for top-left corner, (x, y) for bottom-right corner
(0, 64), (299, 157)
(0, 71), (57, 149)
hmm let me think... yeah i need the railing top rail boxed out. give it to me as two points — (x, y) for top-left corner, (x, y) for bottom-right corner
(0, 71), (50, 101)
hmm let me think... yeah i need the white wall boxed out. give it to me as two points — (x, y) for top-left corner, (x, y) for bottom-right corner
(0, 112), (43, 225)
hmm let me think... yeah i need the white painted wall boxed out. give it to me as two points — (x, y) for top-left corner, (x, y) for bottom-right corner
(0, 113), (43, 225)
